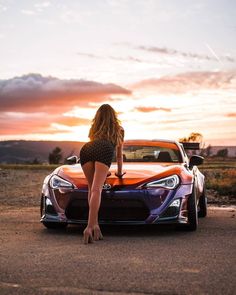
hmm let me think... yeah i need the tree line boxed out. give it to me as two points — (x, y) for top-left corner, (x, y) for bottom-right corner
(30, 147), (66, 165)
(179, 132), (229, 158)
(31, 133), (231, 165)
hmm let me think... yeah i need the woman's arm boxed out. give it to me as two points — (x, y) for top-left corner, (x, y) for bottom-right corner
(115, 126), (125, 178)
(116, 144), (123, 174)
(115, 144), (126, 178)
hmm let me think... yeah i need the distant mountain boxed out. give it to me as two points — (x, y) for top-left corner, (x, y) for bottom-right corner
(0, 140), (85, 164)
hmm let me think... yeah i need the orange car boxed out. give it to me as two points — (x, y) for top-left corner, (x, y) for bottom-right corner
(40, 139), (207, 231)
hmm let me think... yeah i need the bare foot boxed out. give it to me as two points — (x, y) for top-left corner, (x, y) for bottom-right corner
(83, 227), (93, 244)
(93, 224), (103, 241)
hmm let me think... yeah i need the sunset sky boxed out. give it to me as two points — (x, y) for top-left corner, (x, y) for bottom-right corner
(0, 0), (236, 145)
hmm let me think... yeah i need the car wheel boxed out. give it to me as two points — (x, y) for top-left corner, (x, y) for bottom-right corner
(186, 184), (198, 231)
(42, 221), (67, 229)
(198, 187), (207, 218)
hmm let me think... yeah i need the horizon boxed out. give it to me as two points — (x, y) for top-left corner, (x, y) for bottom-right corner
(0, 1), (236, 145)
(0, 138), (235, 147)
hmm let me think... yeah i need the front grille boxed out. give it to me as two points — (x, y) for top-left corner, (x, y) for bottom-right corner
(65, 197), (149, 222)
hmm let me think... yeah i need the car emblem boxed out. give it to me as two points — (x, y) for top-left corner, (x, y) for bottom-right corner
(103, 183), (112, 190)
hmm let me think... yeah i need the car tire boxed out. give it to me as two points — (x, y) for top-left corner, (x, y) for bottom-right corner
(186, 184), (198, 231)
(198, 187), (207, 218)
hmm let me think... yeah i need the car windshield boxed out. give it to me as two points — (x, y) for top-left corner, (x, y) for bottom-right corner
(122, 144), (182, 163)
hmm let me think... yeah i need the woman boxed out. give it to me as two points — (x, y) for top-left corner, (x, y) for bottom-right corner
(80, 104), (125, 244)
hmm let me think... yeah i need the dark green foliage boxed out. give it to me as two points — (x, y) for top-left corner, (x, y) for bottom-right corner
(48, 147), (63, 164)
(216, 148), (228, 158)
(31, 158), (40, 164)
(205, 145), (212, 157)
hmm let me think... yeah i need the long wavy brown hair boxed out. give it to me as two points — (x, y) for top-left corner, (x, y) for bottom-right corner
(89, 104), (124, 146)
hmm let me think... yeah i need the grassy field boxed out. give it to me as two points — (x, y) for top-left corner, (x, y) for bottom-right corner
(0, 169), (47, 207)
(0, 164), (59, 170)
(201, 159), (236, 198)
(0, 159), (235, 207)
(1, 158), (236, 170)
(201, 158), (236, 169)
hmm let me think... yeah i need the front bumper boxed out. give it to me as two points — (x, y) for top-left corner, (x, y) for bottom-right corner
(40, 184), (192, 226)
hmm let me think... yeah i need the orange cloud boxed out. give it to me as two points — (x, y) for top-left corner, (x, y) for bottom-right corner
(56, 117), (91, 126)
(0, 73), (132, 113)
(0, 73), (132, 137)
(0, 112), (90, 136)
(132, 71), (236, 94)
(226, 113), (236, 117)
(135, 106), (171, 112)
(0, 113), (52, 135)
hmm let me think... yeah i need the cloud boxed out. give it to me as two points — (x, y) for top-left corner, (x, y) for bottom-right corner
(20, 2), (51, 16)
(132, 71), (236, 94)
(109, 55), (143, 63)
(135, 106), (171, 112)
(0, 73), (131, 113)
(0, 4), (7, 12)
(0, 112), (52, 135)
(34, 2), (51, 9)
(161, 118), (192, 125)
(56, 116), (91, 126)
(226, 113), (236, 117)
(136, 45), (236, 63)
(61, 10), (86, 24)
(0, 112), (90, 136)
(77, 52), (143, 63)
(77, 52), (102, 59)
(20, 9), (36, 15)
(0, 74), (131, 137)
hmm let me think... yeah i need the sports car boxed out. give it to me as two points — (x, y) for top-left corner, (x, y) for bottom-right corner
(40, 139), (207, 231)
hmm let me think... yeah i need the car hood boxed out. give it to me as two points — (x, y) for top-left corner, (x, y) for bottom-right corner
(57, 162), (193, 188)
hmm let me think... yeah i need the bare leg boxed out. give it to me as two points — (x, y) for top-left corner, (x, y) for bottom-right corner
(84, 161), (109, 243)
(81, 161), (95, 204)
(81, 162), (95, 243)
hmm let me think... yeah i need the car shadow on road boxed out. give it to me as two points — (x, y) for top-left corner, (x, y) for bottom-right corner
(39, 223), (192, 238)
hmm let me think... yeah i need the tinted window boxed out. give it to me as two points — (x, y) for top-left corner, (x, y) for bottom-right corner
(122, 145), (181, 162)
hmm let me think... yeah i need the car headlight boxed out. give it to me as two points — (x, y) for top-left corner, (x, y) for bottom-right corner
(50, 175), (74, 189)
(145, 175), (179, 189)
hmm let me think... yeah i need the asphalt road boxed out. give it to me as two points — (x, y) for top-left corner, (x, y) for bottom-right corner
(0, 206), (235, 295)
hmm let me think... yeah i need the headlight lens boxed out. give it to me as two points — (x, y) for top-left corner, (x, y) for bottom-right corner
(146, 175), (179, 189)
(50, 175), (74, 189)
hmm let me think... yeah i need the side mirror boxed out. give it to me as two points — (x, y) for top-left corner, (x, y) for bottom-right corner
(189, 155), (204, 168)
(66, 155), (79, 165)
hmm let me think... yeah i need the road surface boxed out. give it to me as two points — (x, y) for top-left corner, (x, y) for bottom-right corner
(0, 206), (235, 295)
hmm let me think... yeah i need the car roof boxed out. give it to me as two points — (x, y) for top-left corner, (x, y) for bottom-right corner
(124, 139), (178, 144)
